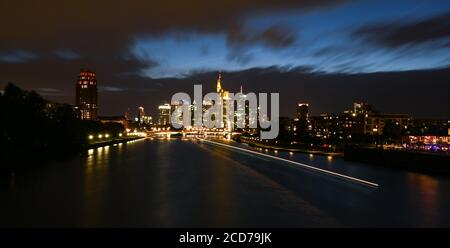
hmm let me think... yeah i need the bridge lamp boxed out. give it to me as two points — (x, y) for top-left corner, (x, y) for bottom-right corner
(119, 133), (123, 137)
(105, 134), (110, 138)
(98, 134), (103, 139)
(88, 135), (94, 140)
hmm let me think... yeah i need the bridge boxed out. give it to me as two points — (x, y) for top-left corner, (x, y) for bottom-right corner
(147, 129), (243, 139)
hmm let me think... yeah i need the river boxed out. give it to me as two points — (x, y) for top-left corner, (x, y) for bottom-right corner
(1, 137), (450, 227)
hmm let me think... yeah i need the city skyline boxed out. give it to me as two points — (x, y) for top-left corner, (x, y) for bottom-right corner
(2, 0), (450, 233)
(67, 68), (450, 122)
(1, 0), (450, 119)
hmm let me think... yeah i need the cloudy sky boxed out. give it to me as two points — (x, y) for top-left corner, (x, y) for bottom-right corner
(1, 0), (450, 118)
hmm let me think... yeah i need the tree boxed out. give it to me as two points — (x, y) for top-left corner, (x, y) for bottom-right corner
(383, 120), (402, 144)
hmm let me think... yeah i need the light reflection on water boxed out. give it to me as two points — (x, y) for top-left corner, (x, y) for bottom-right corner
(1, 137), (450, 227)
(406, 173), (440, 226)
(215, 139), (450, 227)
(80, 138), (450, 227)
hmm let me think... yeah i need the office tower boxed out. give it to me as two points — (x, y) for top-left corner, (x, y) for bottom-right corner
(75, 68), (98, 120)
(138, 106), (145, 123)
(297, 103), (309, 121)
(158, 103), (171, 125)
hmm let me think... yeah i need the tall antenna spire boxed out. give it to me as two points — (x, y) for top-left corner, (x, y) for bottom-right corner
(216, 71), (223, 93)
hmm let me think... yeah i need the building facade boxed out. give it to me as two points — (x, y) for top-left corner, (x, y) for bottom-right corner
(75, 69), (98, 120)
(216, 72), (232, 131)
(158, 103), (171, 126)
(364, 113), (411, 135)
(296, 103), (309, 121)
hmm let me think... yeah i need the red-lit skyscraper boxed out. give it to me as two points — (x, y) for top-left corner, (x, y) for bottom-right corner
(75, 69), (98, 120)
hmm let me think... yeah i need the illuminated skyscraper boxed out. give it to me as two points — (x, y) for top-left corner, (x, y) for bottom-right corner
(75, 69), (98, 120)
(138, 106), (145, 123)
(216, 72), (231, 131)
(297, 103), (309, 121)
(158, 103), (171, 125)
(294, 103), (311, 133)
(217, 73), (223, 93)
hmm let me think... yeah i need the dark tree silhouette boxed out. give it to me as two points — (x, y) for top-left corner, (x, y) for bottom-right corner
(0, 83), (124, 172)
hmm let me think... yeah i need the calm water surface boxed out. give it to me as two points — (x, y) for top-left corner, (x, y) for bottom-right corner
(1, 138), (450, 227)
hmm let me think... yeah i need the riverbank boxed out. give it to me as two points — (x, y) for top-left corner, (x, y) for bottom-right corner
(344, 146), (450, 175)
(236, 139), (343, 157)
(88, 136), (146, 149)
(0, 136), (147, 175)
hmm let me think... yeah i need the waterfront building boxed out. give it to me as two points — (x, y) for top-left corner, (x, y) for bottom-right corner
(364, 113), (411, 135)
(296, 103), (309, 121)
(142, 115), (153, 125)
(293, 103), (312, 135)
(75, 69), (98, 120)
(158, 103), (171, 125)
(406, 126), (449, 152)
(137, 106), (145, 123)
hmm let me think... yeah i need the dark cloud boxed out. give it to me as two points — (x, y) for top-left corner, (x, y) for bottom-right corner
(0, 50), (37, 63)
(36, 87), (64, 97)
(0, 0), (346, 116)
(2, 1), (448, 119)
(227, 25), (297, 49)
(1, 0), (343, 53)
(258, 25), (297, 48)
(225, 24), (297, 65)
(53, 50), (81, 60)
(354, 11), (450, 48)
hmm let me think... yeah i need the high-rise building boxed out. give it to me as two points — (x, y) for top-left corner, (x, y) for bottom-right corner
(138, 106), (145, 123)
(158, 103), (171, 125)
(75, 69), (98, 120)
(216, 72), (231, 131)
(293, 103), (311, 134)
(352, 102), (376, 115)
(296, 103), (309, 121)
(142, 115), (153, 125)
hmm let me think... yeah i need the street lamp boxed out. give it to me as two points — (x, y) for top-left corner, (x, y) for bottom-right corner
(88, 135), (94, 140)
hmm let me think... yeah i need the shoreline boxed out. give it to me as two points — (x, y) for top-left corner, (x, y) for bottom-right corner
(88, 136), (146, 149)
(236, 140), (343, 157)
(344, 146), (450, 175)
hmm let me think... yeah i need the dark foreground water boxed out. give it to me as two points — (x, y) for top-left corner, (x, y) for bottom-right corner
(1, 138), (450, 227)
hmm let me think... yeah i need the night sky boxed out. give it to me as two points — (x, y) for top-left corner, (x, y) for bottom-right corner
(1, 0), (450, 118)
